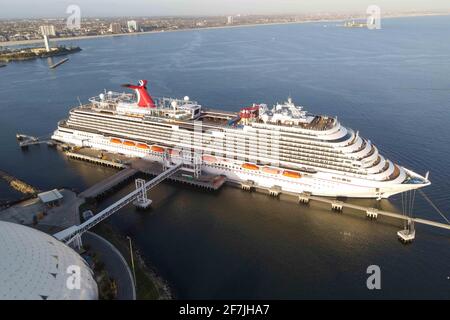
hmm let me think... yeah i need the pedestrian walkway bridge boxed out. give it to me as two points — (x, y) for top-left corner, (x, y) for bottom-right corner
(54, 163), (182, 245)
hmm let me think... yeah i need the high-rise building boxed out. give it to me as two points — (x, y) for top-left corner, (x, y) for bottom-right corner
(227, 16), (234, 25)
(127, 20), (139, 32)
(110, 23), (122, 34)
(39, 25), (56, 36)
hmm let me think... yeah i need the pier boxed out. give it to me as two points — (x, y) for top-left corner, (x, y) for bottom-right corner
(54, 163), (184, 245)
(65, 151), (127, 169)
(49, 58), (69, 69)
(79, 167), (138, 199)
(131, 158), (226, 191)
(16, 133), (53, 148)
(238, 183), (450, 235)
(296, 192), (450, 231)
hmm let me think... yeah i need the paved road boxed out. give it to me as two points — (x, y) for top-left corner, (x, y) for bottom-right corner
(82, 232), (136, 300)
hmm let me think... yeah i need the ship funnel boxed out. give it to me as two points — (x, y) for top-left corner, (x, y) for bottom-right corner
(121, 80), (156, 108)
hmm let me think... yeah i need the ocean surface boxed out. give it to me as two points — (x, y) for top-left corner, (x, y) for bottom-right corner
(0, 16), (449, 299)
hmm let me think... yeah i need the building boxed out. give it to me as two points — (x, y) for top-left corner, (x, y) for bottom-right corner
(39, 25), (56, 36)
(38, 189), (63, 207)
(43, 34), (50, 52)
(227, 16), (234, 25)
(0, 221), (98, 300)
(110, 23), (122, 34)
(127, 20), (139, 32)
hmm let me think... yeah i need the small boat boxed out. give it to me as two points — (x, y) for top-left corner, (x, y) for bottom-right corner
(151, 145), (165, 153)
(282, 170), (302, 179)
(169, 148), (181, 156)
(262, 167), (281, 175)
(123, 140), (136, 147)
(136, 143), (150, 149)
(202, 155), (217, 163)
(110, 138), (122, 144)
(241, 163), (259, 171)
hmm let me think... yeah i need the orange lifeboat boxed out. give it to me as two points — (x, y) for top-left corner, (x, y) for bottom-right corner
(241, 163), (259, 171)
(282, 170), (302, 179)
(151, 145), (165, 153)
(110, 138), (122, 144)
(123, 140), (136, 147)
(262, 167), (281, 175)
(202, 155), (217, 163)
(136, 143), (150, 149)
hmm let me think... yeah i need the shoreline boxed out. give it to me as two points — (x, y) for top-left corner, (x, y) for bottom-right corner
(95, 222), (174, 300)
(1, 12), (448, 47)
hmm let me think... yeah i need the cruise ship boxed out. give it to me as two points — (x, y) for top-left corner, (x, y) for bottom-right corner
(52, 80), (430, 198)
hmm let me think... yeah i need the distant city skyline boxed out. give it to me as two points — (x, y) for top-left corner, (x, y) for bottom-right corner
(1, 0), (449, 19)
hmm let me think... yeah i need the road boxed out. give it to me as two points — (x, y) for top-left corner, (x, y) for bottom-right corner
(82, 232), (136, 300)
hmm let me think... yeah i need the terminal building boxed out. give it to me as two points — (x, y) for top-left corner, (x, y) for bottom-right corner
(0, 221), (98, 300)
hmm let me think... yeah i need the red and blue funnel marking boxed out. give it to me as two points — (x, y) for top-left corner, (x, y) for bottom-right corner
(121, 80), (156, 108)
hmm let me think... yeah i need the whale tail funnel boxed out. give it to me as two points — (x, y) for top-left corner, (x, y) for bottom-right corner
(121, 80), (156, 108)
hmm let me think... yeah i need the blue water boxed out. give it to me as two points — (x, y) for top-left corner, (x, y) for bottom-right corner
(1, 16), (449, 298)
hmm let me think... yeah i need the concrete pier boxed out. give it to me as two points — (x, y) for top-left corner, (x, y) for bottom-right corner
(331, 200), (344, 212)
(133, 199), (152, 209)
(241, 182), (450, 234)
(298, 192), (311, 204)
(366, 208), (379, 220)
(65, 151), (127, 169)
(131, 159), (226, 191)
(241, 180), (254, 191)
(269, 185), (282, 197)
(79, 167), (138, 199)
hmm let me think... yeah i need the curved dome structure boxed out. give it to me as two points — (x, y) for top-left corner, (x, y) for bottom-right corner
(0, 221), (98, 300)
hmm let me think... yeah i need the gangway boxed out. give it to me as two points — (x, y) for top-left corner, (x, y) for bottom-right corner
(16, 133), (52, 147)
(54, 163), (182, 245)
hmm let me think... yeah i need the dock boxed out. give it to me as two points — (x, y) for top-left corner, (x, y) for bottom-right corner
(49, 58), (69, 69)
(65, 152), (128, 169)
(250, 186), (450, 232)
(16, 133), (52, 148)
(67, 151), (225, 200)
(79, 167), (138, 199)
(23, 142), (447, 239)
(131, 158), (226, 191)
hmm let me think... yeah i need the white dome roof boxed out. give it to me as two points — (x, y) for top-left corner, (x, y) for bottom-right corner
(0, 221), (98, 300)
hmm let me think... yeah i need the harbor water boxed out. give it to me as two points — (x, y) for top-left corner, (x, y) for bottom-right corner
(0, 16), (449, 298)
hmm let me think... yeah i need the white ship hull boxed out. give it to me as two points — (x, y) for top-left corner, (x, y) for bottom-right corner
(52, 128), (427, 198)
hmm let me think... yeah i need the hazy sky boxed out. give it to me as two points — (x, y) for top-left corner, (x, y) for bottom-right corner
(1, 0), (449, 18)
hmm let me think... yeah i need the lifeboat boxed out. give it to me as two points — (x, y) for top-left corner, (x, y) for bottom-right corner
(110, 138), (122, 144)
(169, 149), (181, 156)
(282, 170), (302, 179)
(262, 167), (281, 175)
(202, 155), (217, 163)
(241, 163), (259, 171)
(123, 140), (136, 147)
(136, 143), (150, 149)
(151, 145), (165, 153)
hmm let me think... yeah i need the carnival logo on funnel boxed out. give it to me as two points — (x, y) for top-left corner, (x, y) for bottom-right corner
(122, 80), (156, 108)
